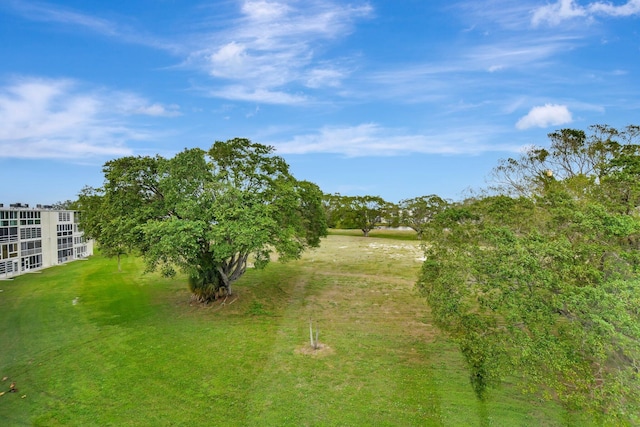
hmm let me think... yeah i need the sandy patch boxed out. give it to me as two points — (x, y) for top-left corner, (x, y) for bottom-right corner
(295, 343), (335, 357)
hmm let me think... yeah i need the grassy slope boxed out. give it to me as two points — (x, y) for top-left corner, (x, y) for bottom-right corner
(0, 235), (594, 426)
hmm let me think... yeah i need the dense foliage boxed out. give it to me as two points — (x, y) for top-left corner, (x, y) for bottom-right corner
(78, 138), (327, 302)
(418, 125), (640, 421)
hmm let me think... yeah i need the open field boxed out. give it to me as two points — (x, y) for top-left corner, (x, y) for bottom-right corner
(0, 234), (595, 426)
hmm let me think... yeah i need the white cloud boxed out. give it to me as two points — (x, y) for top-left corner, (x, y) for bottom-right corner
(271, 123), (522, 157)
(531, 0), (587, 26)
(532, 0), (640, 26)
(188, 0), (372, 103)
(208, 42), (250, 78)
(589, 0), (640, 16)
(516, 104), (573, 129)
(241, 1), (290, 21)
(0, 77), (177, 159)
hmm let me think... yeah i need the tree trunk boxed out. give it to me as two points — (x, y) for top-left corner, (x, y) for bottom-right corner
(217, 266), (232, 296)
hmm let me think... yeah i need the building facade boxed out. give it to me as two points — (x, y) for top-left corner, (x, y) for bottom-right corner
(0, 203), (93, 279)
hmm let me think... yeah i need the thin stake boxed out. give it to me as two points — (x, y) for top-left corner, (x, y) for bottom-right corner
(309, 319), (315, 348)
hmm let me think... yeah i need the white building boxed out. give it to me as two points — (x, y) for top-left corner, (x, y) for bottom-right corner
(0, 203), (94, 279)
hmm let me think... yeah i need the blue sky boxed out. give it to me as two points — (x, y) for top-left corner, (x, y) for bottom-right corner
(1, 0), (639, 205)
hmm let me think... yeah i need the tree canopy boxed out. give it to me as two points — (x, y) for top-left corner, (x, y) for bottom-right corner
(398, 194), (448, 239)
(490, 124), (640, 197)
(419, 125), (640, 421)
(340, 195), (387, 236)
(79, 138), (327, 302)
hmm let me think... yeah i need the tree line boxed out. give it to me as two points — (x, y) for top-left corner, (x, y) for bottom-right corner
(322, 193), (449, 238)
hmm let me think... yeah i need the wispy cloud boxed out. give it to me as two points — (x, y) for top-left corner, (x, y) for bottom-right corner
(207, 85), (308, 105)
(452, 1), (538, 32)
(532, 0), (640, 26)
(5, 0), (118, 34)
(516, 104), (573, 129)
(465, 35), (579, 72)
(0, 77), (178, 159)
(3, 0), (181, 52)
(361, 33), (578, 105)
(114, 94), (182, 117)
(187, 0), (372, 103)
(271, 123), (523, 157)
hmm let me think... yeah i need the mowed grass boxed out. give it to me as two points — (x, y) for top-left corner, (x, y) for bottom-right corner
(0, 235), (596, 426)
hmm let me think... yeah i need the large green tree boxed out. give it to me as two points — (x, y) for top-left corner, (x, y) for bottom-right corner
(79, 138), (327, 302)
(419, 125), (640, 421)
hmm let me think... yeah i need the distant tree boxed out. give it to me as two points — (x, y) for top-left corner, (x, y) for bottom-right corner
(322, 193), (345, 229)
(79, 138), (327, 302)
(382, 201), (401, 228)
(490, 124), (640, 197)
(340, 195), (387, 237)
(398, 194), (448, 239)
(51, 199), (77, 210)
(76, 186), (133, 272)
(296, 180), (328, 247)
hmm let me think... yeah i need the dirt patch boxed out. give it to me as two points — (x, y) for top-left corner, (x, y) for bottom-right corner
(295, 343), (335, 357)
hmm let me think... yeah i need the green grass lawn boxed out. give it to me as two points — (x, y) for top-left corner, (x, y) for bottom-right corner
(0, 235), (596, 426)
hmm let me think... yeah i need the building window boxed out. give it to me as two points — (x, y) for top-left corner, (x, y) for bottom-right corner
(19, 211), (41, 225)
(58, 249), (73, 263)
(57, 236), (74, 249)
(0, 260), (16, 275)
(1, 243), (18, 260)
(20, 227), (42, 240)
(20, 240), (42, 256)
(0, 211), (17, 219)
(57, 224), (73, 236)
(75, 246), (88, 258)
(21, 254), (43, 271)
(0, 211), (18, 227)
(0, 227), (18, 243)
